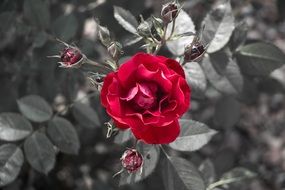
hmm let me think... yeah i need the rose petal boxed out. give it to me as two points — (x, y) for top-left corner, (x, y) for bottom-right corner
(130, 120), (180, 144)
(165, 58), (186, 78)
(120, 84), (139, 101)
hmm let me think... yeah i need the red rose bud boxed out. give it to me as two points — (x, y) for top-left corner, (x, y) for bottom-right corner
(60, 47), (84, 68)
(121, 149), (143, 173)
(161, 2), (179, 23)
(184, 41), (205, 62)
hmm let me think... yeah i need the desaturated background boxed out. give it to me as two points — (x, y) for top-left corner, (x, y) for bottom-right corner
(1, 0), (285, 190)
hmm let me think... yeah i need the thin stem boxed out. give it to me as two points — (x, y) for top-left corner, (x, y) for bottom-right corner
(159, 145), (170, 158)
(153, 24), (168, 55)
(85, 58), (114, 72)
(167, 19), (176, 41)
(133, 139), (138, 148)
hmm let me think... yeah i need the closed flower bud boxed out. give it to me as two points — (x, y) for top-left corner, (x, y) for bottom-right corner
(121, 149), (143, 173)
(137, 20), (152, 37)
(60, 47), (84, 68)
(107, 42), (123, 60)
(161, 2), (179, 23)
(184, 41), (205, 62)
(98, 25), (111, 47)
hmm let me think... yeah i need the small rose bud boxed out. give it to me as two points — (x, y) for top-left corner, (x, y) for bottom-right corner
(98, 25), (111, 47)
(60, 47), (84, 67)
(184, 41), (205, 62)
(137, 20), (152, 37)
(121, 149), (143, 173)
(107, 42), (123, 60)
(161, 2), (179, 23)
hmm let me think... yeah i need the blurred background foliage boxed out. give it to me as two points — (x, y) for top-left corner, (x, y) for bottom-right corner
(1, 0), (285, 190)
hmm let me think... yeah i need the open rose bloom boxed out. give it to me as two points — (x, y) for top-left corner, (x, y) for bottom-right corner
(101, 53), (190, 144)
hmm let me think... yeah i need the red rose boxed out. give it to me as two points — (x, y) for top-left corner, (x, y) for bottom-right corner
(100, 53), (191, 144)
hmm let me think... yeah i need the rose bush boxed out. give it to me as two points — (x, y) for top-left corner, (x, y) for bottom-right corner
(100, 53), (191, 144)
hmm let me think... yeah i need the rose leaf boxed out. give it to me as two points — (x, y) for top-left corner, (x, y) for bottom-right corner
(169, 119), (217, 152)
(235, 42), (285, 76)
(114, 6), (138, 34)
(24, 131), (56, 174)
(47, 117), (80, 155)
(0, 113), (33, 141)
(0, 144), (24, 187)
(17, 95), (53, 123)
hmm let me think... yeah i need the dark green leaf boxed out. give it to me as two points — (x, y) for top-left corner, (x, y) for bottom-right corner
(202, 1), (235, 53)
(235, 42), (285, 76)
(166, 10), (196, 55)
(114, 6), (138, 34)
(23, 0), (50, 29)
(52, 14), (78, 41)
(229, 21), (248, 51)
(199, 159), (216, 186)
(72, 102), (100, 128)
(162, 155), (206, 190)
(119, 143), (160, 185)
(0, 113), (33, 141)
(169, 119), (217, 152)
(214, 96), (240, 128)
(184, 62), (207, 99)
(24, 131), (56, 174)
(113, 129), (133, 144)
(17, 95), (53, 122)
(201, 52), (244, 95)
(47, 117), (80, 155)
(0, 144), (23, 187)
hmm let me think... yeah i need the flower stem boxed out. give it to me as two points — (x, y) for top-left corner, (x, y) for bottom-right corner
(85, 58), (114, 72)
(167, 19), (176, 41)
(153, 24), (168, 55)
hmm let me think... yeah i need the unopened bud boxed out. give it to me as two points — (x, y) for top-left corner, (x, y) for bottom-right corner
(137, 20), (152, 37)
(60, 47), (84, 68)
(107, 42), (123, 60)
(184, 41), (205, 62)
(161, 2), (179, 23)
(121, 149), (143, 173)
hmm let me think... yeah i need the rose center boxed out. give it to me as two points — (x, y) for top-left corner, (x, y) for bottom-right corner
(122, 82), (158, 110)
